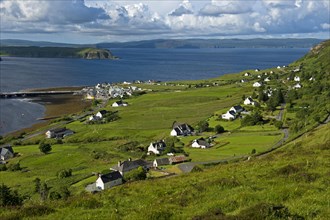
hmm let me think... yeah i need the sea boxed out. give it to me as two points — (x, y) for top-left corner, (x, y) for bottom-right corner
(0, 48), (309, 135)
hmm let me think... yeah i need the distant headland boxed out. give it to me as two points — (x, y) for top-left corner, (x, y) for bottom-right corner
(0, 46), (117, 60)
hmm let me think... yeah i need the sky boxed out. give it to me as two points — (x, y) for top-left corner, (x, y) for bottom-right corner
(0, 0), (329, 43)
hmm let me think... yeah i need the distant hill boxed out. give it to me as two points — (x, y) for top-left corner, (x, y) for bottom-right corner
(96, 38), (323, 49)
(0, 46), (116, 59)
(1, 38), (323, 49)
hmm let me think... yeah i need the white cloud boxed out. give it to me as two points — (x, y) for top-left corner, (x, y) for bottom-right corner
(0, 0), (329, 42)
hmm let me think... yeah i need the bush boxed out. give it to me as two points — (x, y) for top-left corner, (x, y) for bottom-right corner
(0, 164), (7, 171)
(7, 162), (21, 171)
(274, 121), (283, 129)
(124, 167), (146, 182)
(0, 184), (23, 207)
(57, 169), (72, 179)
(19, 205), (54, 217)
(241, 111), (264, 126)
(215, 125), (225, 134)
(39, 143), (52, 154)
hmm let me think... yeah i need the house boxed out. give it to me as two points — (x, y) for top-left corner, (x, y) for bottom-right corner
(153, 158), (170, 167)
(169, 155), (189, 164)
(89, 115), (99, 121)
(255, 69), (260, 72)
(0, 145), (14, 161)
(309, 77), (315, 81)
(244, 72), (251, 76)
(95, 171), (123, 190)
(229, 105), (244, 114)
(112, 100), (128, 107)
(253, 82), (262, 87)
(148, 140), (166, 155)
(294, 76), (300, 82)
(244, 97), (254, 105)
(170, 123), (194, 136)
(191, 138), (210, 149)
(96, 110), (108, 118)
(111, 158), (149, 175)
(222, 110), (236, 120)
(293, 83), (302, 89)
(277, 66), (281, 69)
(264, 77), (270, 82)
(241, 79), (246, 83)
(45, 128), (74, 139)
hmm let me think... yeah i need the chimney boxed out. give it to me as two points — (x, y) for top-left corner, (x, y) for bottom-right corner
(118, 161), (121, 166)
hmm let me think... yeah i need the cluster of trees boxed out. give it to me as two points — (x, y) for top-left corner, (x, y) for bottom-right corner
(88, 111), (120, 124)
(0, 184), (23, 207)
(241, 111), (264, 126)
(57, 169), (72, 179)
(124, 167), (146, 182)
(33, 178), (70, 201)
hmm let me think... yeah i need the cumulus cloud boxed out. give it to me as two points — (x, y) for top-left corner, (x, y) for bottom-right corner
(0, 0), (329, 42)
(168, 0), (194, 16)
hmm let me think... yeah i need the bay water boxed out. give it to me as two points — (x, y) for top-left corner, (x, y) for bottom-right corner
(0, 48), (308, 135)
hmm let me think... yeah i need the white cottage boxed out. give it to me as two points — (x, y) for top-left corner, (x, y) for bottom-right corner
(253, 82), (262, 87)
(222, 111), (236, 120)
(112, 100), (128, 107)
(294, 76), (300, 82)
(95, 171), (123, 190)
(148, 140), (166, 155)
(191, 138), (210, 149)
(244, 97), (255, 105)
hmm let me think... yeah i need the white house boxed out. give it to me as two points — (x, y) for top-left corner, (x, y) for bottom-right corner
(293, 83), (302, 89)
(45, 128), (74, 139)
(191, 138), (210, 149)
(264, 77), (270, 82)
(95, 171), (123, 190)
(222, 111), (236, 120)
(153, 158), (170, 167)
(148, 140), (166, 155)
(112, 100), (128, 107)
(309, 77), (315, 81)
(255, 69), (260, 72)
(170, 123), (193, 136)
(294, 76), (300, 82)
(277, 66), (281, 69)
(96, 110), (107, 118)
(244, 72), (251, 76)
(229, 105), (244, 114)
(253, 82), (262, 87)
(0, 145), (14, 161)
(244, 97), (256, 105)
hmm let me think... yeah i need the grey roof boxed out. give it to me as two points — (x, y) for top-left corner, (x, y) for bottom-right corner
(98, 110), (108, 115)
(0, 145), (13, 154)
(155, 158), (170, 166)
(49, 127), (67, 134)
(195, 138), (210, 147)
(112, 159), (147, 173)
(172, 123), (193, 136)
(228, 110), (236, 116)
(232, 105), (244, 111)
(151, 140), (166, 149)
(100, 171), (122, 183)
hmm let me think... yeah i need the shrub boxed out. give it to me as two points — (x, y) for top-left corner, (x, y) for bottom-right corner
(124, 167), (146, 182)
(39, 143), (52, 154)
(0, 164), (7, 171)
(7, 163), (21, 171)
(0, 184), (23, 207)
(57, 169), (72, 178)
(19, 205), (54, 217)
(215, 125), (225, 134)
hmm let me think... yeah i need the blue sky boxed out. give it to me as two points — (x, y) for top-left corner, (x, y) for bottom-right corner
(0, 0), (329, 43)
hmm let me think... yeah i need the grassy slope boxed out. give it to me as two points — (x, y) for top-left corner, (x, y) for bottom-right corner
(4, 123), (327, 220)
(1, 40), (329, 219)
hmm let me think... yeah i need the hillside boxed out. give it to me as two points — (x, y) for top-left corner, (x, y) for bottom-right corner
(0, 40), (329, 219)
(0, 46), (115, 59)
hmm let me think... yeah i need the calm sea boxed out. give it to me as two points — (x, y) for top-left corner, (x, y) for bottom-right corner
(0, 48), (308, 135)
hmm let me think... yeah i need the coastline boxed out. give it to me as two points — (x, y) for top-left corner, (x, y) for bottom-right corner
(2, 88), (91, 137)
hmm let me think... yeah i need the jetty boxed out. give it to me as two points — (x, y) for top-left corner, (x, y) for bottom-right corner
(0, 91), (76, 99)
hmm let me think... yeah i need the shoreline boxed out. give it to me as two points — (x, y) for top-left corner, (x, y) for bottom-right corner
(2, 88), (91, 137)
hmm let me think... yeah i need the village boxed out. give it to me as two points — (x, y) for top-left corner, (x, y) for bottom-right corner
(0, 63), (311, 193)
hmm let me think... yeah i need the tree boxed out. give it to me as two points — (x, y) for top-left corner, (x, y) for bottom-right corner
(39, 143), (52, 154)
(0, 184), (23, 207)
(33, 178), (41, 193)
(124, 167), (146, 182)
(215, 125), (225, 134)
(197, 121), (209, 133)
(57, 169), (72, 179)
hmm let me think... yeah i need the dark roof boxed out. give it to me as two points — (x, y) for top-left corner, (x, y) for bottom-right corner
(151, 140), (166, 149)
(98, 110), (108, 115)
(112, 159), (147, 173)
(49, 127), (67, 134)
(115, 100), (128, 105)
(228, 110), (236, 116)
(232, 105), (244, 111)
(155, 158), (170, 165)
(172, 123), (194, 135)
(100, 171), (122, 183)
(0, 145), (13, 154)
(195, 138), (210, 147)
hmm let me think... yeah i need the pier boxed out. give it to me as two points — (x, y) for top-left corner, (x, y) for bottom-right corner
(0, 91), (77, 98)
